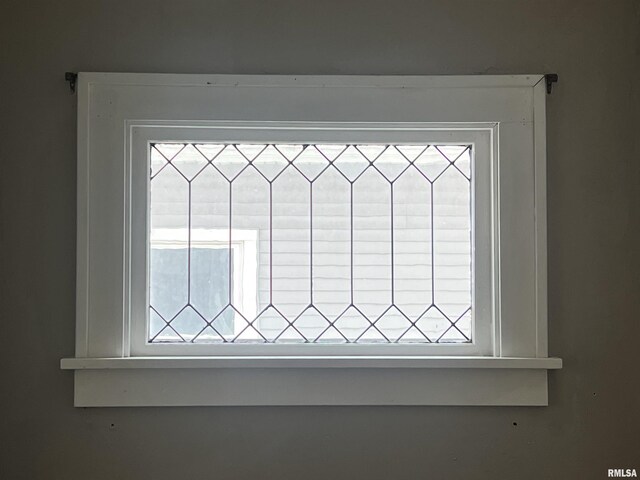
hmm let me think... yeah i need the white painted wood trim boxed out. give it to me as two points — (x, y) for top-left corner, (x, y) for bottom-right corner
(70, 368), (555, 406)
(70, 73), (560, 406)
(79, 72), (544, 89)
(533, 78), (549, 357)
(127, 124), (493, 357)
(75, 74), (90, 357)
(62, 356), (562, 370)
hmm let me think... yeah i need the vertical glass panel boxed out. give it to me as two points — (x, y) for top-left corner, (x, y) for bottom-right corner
(232, 165), (269, 339)
(393, 165), (433, 320)
(149, 163), (188, 342)
(190, 166), (233, 338)
(312, 166), (351, 321)
(352, 167), (391, 319)
(433, 163), (472, 339)
(271, 165), (310, 319)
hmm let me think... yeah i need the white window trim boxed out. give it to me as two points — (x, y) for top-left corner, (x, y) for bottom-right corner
(132, 126), (491, 357)
(61, 73), (562, 406)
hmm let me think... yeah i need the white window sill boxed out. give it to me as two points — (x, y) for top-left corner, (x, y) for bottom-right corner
(61, 356), (562, 407)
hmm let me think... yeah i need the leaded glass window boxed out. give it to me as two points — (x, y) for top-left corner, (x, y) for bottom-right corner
(149, 143), (472, 344)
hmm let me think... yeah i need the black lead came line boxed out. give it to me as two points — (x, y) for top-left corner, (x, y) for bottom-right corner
(309, 182), (313, 306)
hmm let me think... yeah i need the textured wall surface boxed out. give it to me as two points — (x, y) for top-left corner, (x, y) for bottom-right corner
(1, 1), (638, 479)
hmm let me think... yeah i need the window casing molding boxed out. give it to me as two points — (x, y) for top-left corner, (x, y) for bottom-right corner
(62, 73), (561, 406)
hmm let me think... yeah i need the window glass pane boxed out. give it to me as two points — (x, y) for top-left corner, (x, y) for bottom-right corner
(148, 143), (472, 344)
(150, 248), (233, 341)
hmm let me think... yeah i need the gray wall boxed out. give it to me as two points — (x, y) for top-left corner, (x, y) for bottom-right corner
(1, 1), (638, 478)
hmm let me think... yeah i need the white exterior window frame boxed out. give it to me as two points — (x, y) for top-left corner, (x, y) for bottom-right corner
(148, 228), (258, 341)
(61, 73), (562, 407)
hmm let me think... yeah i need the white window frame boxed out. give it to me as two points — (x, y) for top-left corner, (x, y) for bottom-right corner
(61, 73), (562, 406)
(134, 127), (491, 356)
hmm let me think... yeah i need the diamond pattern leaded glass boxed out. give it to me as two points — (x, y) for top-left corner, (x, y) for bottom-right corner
(149, 143), (472, 344)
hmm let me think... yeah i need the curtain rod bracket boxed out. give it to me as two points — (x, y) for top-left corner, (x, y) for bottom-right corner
(545, 74), (558, 94)
(65, 72), (78, 93)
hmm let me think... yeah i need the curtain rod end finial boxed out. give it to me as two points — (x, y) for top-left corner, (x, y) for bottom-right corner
(65, 72), (78, 93)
